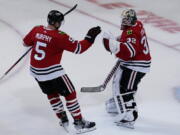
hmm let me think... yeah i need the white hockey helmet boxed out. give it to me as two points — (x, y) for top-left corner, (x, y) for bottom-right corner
(121, 9), (137, 29)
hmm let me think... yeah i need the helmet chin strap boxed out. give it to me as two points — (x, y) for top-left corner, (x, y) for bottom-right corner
(120, 25), (130, 30)
(53, 22), (61, 30)
(54, 25), (60, 30)
(47, 22), (61, 30)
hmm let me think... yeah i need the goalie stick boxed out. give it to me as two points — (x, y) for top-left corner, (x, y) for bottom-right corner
(81, 60), (120, 92)
(0, 4), (78, 81)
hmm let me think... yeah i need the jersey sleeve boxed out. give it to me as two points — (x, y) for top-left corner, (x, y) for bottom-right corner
(116, 43), (133, 61)
(23, 27), (36, 47)
(115, 30), (137, 60)
(56, 33), (92, 54)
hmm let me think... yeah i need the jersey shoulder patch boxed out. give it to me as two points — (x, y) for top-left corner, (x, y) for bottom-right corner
(127, 29), (133, 35)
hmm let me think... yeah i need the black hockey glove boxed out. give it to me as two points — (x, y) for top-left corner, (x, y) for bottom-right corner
(85, 26), (101, 43)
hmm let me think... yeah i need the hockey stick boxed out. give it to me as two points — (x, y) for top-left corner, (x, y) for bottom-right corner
(81, 60), (121, 92)
(0, 4), (78, 81)
(0, 47), (32, 81)
(64, 4), (77, 16)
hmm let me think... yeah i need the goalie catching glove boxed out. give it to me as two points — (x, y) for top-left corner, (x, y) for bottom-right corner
(102, 32), (120, 54)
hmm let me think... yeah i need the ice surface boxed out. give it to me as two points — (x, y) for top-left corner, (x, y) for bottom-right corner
(0, 0), (180, 135)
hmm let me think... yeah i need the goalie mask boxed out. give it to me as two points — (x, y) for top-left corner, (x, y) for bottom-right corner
(47, 10), (64, 28)
(121, 9), (137, 30)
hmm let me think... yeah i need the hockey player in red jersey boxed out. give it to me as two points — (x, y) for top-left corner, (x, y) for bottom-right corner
(23, 10), (101, 133)
(102, 9), (151, 128)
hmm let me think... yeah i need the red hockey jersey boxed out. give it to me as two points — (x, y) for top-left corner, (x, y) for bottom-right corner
(117, 20), (151, 73)
(104, 20), (151, 73)
(23, 25), (92, 81)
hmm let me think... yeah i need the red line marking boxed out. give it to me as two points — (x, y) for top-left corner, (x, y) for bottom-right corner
(0, 19), (23, 37)
(49, 0), (119, 28)
(171, 44), (180, 47)
(148, 37), (180, 52)
(49, 0), (180, 53)
(0, 18), (28, 83)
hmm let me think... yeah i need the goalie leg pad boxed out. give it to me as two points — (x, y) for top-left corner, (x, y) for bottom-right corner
(111, 67), (127, 120)
(105, 97), (118, 115)
(107, 92), (138, 122)
(116, 92), (138, 125)
(113, 66), (145, 121)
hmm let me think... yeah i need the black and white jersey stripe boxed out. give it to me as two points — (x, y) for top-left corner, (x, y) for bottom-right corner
(124, 42), (136, 58)
(119, 59), (151, 73)
(74, 42), (82, 54)
(30, 64), (65, 81)
(30, 65), (63, 75)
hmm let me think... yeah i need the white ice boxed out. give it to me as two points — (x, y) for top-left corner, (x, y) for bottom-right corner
(0, 0), (180, 135)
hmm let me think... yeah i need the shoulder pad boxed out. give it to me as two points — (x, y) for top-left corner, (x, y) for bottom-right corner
(127, 29), (133, 35)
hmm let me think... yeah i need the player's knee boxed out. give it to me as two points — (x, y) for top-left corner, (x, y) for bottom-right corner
(47, 93), (59, 98)
(119, 86), (127, 94)
(122, 92), (134, 102)
(65, 91), (77, 100)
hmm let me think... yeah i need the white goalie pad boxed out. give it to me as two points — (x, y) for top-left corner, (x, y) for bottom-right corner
(105, 96), (127, 121)
(105, 98), (118, 114)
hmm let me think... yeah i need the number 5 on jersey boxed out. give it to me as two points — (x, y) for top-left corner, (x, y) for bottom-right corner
(34, 41), (47, 60)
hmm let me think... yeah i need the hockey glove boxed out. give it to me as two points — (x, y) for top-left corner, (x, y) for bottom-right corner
(102, 31), (116, 40)
(102, 38), (110, 52)
(102, 33), (121, 54)
(102, 32), (112, 52)
(85, 26), (101, 43)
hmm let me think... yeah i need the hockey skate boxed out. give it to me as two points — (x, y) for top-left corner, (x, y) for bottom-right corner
(115, 120), (135, 129)
(115, 110), (137, 129)
(59, 111), (69, 133)
(73, 119), (96, 134)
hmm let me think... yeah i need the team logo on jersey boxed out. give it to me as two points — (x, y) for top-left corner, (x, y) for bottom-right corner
(127, 30), (133, 35)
